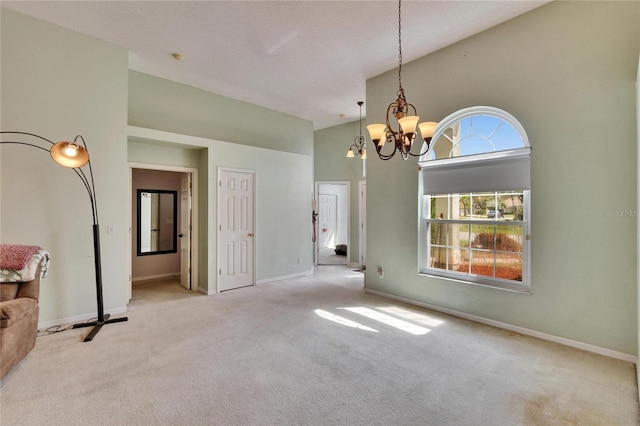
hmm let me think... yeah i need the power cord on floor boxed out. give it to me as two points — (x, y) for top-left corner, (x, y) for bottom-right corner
(37, 317), (98, 337)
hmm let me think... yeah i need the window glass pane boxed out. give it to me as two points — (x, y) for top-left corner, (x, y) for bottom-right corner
(470, 224), (496, 250)
(447, 247), (466, 273)
(431, 115), (525, 159)
(458, 194), (472, 219)
(448, 223), (469, 248)
(496, 225), (523, 253)
(429, 246), (447, 270)
(470, 249), (495, 278)
(497, 192), (524, 221)
(471, 193), (495, 219)
(431, 195), (449, 219)
(430, 222), (446, 246)
(496, 253), (522, 281)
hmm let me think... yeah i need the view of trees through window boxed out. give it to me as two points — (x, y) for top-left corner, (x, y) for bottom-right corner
(426, 191), (525, 282)
(419, 106), (530, 291)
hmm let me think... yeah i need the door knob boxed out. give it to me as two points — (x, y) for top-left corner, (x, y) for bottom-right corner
(248, 233), (254, 237)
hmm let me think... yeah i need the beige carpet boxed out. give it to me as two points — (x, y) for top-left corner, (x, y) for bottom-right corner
(1, 266), (638, 425)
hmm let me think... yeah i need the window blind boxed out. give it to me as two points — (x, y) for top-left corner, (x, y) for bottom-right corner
(420, 148), (531, 194)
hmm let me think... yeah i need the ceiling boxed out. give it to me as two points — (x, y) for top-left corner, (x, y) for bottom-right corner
(2, 1), (550, 130)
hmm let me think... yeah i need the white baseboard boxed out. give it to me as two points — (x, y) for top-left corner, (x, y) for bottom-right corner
(37, 307), (128, 330)
(132, 273), (179, 282)
(257, 269), (314, 285)
(348, 262), (361, 268)
(365, 288), (637, 365)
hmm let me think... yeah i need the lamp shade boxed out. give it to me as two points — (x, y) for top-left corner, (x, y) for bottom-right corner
(346, 149), (355, 158)
(398, 115), (419, 136)
(50, 141), (89, 168)
(418, 121), (438, 139)
(367, 124), (387, 147)
(361, 148), (367, 160)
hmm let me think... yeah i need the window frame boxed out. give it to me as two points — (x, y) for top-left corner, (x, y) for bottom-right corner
(417, 106), (531, 294)
(419, 191), (531, 293)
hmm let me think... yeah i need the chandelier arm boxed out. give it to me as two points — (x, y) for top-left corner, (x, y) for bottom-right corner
(406, 139), (432, 158)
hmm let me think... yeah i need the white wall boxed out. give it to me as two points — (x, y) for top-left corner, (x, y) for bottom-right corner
(1, 9), (129, 324)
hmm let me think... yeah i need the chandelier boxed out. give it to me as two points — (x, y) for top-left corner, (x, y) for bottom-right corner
(367, 0), (438, 160)
(346, 101), (366, 159)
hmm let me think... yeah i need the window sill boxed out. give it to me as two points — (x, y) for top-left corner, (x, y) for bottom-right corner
(419, 270), (531, 295)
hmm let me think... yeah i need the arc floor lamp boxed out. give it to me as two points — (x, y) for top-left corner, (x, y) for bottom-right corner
(0, 131), (128, 342)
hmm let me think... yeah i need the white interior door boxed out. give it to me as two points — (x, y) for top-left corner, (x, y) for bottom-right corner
(218, 169), (255, 292)
(180, 174), (192, 290)
(319, 194), (337, 249)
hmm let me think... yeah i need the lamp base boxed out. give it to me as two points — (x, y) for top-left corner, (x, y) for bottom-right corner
(72, 314), (129, 342)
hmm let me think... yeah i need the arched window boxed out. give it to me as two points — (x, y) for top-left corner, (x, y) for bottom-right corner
(418, 106), (531, 293)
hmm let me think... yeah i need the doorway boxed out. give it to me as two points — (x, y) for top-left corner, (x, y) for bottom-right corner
(129, 164), (198, 300)
(315, 181), (350, 265)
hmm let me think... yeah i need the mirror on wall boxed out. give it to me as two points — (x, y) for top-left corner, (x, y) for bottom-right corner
(137, 189), (178, 256)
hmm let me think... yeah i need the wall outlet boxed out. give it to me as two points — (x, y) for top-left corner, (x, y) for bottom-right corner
(107, 224), (116, 234)
(377, 266), (384, 279)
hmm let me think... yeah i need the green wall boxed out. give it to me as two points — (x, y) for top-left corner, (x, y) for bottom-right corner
(365, 1), (639, 355)
(128, 72), (316, 292)
(128, 129), (313, 293)
(314, 120), (366, 265)
(129, 71), (314, 156)
(1, 9), (129, 323)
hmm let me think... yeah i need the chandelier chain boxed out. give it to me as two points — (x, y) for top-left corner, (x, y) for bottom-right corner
(397, 0), (403, 94)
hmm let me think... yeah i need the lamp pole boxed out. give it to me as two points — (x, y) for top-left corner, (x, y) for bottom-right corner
(0, 131), (128, 342)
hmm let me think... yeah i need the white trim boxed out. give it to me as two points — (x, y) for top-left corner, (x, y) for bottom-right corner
(132, 273), (180, 282)
(358, 180), (366, 268)
(419, 147), (531, 170)
(256, 269), (313, 285)
(365, 288), (637, 365)
(38, 307), (128, 330)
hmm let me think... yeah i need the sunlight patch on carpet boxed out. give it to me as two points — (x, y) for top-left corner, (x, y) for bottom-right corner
(339, 307), (431, 335)
(376, 306), (445, 328)
(314, 309), (378, 332)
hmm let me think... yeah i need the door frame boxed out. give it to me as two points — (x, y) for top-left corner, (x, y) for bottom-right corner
(217, 167), (256, 293)
(314, 181), (350, 266)
(128, 163), (199, 299)
(359, 180), (366, 268)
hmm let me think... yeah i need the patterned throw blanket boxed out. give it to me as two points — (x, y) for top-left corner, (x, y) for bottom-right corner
(0, 244), (50, 283)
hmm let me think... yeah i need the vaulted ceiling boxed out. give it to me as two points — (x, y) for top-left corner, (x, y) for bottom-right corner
(2, 1), (550, 129)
